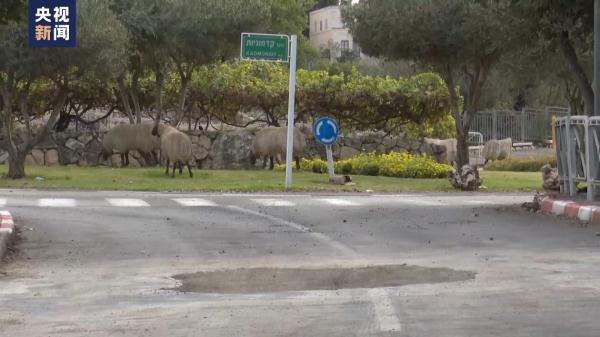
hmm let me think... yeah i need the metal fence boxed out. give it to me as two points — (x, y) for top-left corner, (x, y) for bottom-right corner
(471, 106), (570, 143)
(555, 116), (600, 200)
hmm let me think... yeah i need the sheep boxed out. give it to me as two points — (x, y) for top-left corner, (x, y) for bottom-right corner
(251, 127), (307, 170)
(100, 123), (161, 167)
(423, 138), (457, 164)
(152, 123), (193, 178)
(483, 138), (512, 164)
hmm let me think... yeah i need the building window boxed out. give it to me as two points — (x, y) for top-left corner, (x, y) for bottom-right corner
(314, 21), (317, 33)
(320, 20), (323, 31)
(341, 40), (350, 51)
(325, 19), (328, 30)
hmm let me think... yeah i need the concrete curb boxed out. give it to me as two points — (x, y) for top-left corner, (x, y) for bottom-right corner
(0, 210), (15, 259)
(541, 197), (600, 223)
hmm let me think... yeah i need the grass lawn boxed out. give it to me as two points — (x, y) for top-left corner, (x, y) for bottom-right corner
(0, 165), (541, 193)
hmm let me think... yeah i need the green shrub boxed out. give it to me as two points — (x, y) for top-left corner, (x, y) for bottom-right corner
(277, 152), (452, 179)
(360, 164), (380, 176)
(340, 162), (353, 175)
(485, 156), (556, 172)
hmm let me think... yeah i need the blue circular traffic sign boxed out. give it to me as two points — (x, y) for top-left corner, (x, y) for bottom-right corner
(313, 117), (339, 145)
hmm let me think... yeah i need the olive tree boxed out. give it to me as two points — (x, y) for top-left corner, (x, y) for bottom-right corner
(0, 0), (128, 178)
(345, 0), (520, 168)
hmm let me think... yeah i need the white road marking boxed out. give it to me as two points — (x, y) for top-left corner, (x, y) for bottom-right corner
(318, 198), (359, 206)
(252, 199), (296, 207)
(38, 198), (76, 208)
(172, 198), (217, 207)
(395, 199), (445, 206)
(368, 288), (402, 332)
(106, 198), (150, 207)
(0, 198), (6, 207)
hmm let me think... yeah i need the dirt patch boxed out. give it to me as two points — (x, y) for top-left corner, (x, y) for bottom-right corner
(171, 264), (475, 294)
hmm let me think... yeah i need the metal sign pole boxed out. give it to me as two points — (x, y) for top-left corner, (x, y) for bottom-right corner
(285, 35), (298, 191)
(595, 0), (600, 116)
(326, 145), (335, 179)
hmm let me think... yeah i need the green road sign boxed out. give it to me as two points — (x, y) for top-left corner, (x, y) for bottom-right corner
(241, 33), (289, 62)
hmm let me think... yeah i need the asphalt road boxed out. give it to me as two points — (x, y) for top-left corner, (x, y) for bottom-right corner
(0, 190), (599, 337)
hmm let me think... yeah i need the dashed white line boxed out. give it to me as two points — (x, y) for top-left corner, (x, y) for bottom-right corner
(0, 198), (6, 207)
(368, 288), (402, 332)
(252, 199), (296, 207)
(318, 198), (359, 206)
(106, 198), (150, 207)
(38, 198), (76, 208)
(172, 198), (217, 207)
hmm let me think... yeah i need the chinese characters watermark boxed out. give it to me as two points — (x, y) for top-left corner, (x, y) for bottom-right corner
(29, 0), (76, 47)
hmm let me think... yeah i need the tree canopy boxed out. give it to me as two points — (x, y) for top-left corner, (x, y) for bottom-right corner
(345, 0), (521, 167)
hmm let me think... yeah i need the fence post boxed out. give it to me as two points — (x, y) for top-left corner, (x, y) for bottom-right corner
(585, 118), (594, 201)
(520, 109), (526, 142)
(492, 110), (497, 140)
(545, 107), (551, 142)
(565, 116), (575, 196)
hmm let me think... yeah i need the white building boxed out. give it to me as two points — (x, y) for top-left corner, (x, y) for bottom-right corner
(309, 5), (361, 60)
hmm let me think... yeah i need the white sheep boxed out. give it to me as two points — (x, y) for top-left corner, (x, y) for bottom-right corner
(483, 138), (512, 164)
(251, 127), (307, 170)
(423, 138), (457, 164)
(152, 123), (194, 178)
(100, 123), (161, 167)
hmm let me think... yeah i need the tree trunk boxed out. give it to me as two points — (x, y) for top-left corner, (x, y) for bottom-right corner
(455, 127), (469, 168)
(7, 151), (25, 179)
(117, 76), (135, 124)
(173, 76), (189, 127)
(558, 31), (594, 116)
(155, 69), (164, 122)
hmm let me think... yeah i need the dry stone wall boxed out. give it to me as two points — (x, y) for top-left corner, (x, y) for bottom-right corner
(0, 128), (423, 169)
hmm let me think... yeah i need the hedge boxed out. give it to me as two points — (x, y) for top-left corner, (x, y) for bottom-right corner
(276, 152), (452, 179)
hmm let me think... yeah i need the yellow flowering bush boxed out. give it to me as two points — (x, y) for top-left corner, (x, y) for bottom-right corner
(276, 152), (452, 178)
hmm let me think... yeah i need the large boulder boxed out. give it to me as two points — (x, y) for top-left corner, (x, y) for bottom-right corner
(339, 146), (360, 160)
(196, 134), (212, 150)
(84, 139), (103, 166)
(65, 138), (85, 153)
(0, 151), (8, 165)
(208, 129), (256, 169)
(31, 149), (45, 165)
(25, 154), (37, 165)
(77, 133), (94, 146)
(45, 149), (59, 166)
(192, 144), (209, 163)
(58, 146), (80, 165)
(422, 138), (457, 164)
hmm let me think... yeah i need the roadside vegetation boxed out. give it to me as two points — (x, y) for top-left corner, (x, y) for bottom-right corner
(485, 156), (557, 172)
(277, 152), (452, 178)
(0, 166), (540, 193)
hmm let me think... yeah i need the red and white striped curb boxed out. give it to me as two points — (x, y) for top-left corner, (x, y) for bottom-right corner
(0, 210), (14, 234)
(541, 198), (600, 223)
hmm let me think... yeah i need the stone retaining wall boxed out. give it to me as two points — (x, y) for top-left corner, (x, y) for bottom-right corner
(0, 128), (422, 169)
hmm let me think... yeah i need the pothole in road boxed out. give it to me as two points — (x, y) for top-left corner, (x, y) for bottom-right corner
(171, 265), (475, 294)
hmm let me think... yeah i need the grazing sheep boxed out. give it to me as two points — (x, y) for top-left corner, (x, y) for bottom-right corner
(152, 123), (193, 178)
(423, 138), (457, 164)
(100, 123), (161, 167)
(251, 127), (307, 170)
(483, 138), (512, 164)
